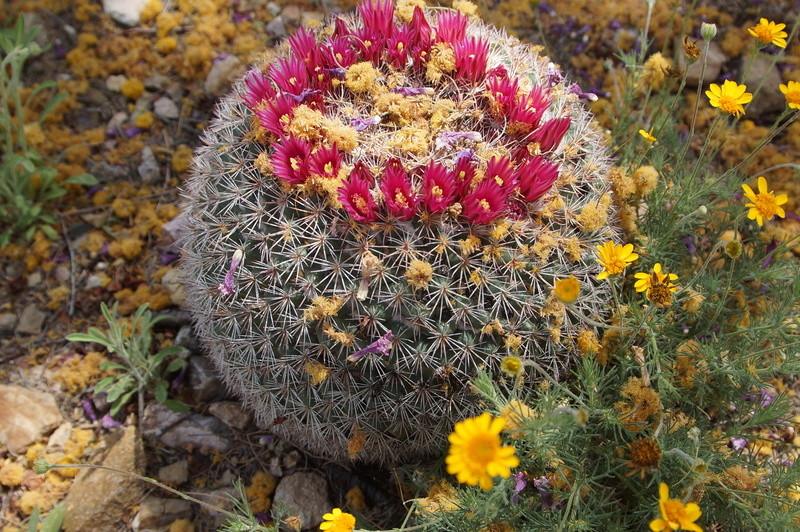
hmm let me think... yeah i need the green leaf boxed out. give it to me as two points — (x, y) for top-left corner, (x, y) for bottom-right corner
(165, 357), (187, 373)
(26, 505), (40, 532)
(99, 361), (129, 372)
(93, 376), (117, 393)
(40, 503), (65, 532)
(63, 173), (98, 186)
(162, 399), (190, 413)
(153, 380), (168, 403)
(109, 389), (137, 416)
(105, 378), (134, 403)
(37, 92), (67, 124)
(38, 223), (58, 240)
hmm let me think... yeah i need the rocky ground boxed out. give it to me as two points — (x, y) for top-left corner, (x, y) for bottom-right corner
(1, 0), (798, 531)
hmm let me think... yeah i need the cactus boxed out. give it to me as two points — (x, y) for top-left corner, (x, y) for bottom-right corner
(180, 0), (617, 464)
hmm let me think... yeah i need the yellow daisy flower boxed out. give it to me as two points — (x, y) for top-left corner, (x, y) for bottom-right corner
(320, 508), (356, 532)
(705, 80), (752, 117)
(779, 81), (800, 110)
(634, 263), (679, 307)
(445, 412), (519, 490)
(639, 128), (657, 142)
(554, 276), (580, 304)
(741, 176), (788, 226)
(595, 241), (638, 280)
(649, 483), (703, 532)
(500, 355), (524, 377)
(748, 18), (788, 48)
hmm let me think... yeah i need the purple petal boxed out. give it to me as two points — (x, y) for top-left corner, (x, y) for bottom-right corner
(82, 398), (98, 422)
(760, 240), (778, 269)
(350, 116), (381, 131)
(123, 127), (143, 138)
(348, 331), (394, 362)
(391, 86), (430, 96)
(284, 88), (321, 103)
(218, 249), (244, 295)
(729, 437), (747, 450)
(567, 83), (598, 101)
(435, 130), (482, 151)
(101, 414), (123, 429)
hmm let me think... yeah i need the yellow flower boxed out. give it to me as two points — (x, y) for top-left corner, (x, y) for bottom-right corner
(649, 483), (703, 532)
(634, 263), (678, 307)
(639, 128), (657, 142)
(705, 80), (752, 117)
(779, 81), (800, 110)
(446, 413), (519, 490)
(748, 18), (788, 48)
(554, 276), (580, 304)
(320, 508), (356, 532)
(595, 241), (638, 280)
(500, 355), (524, 377)
(741, 176), (788, 226)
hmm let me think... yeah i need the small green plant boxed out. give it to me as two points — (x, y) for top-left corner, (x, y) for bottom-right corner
(0, 15), (96, 245)
(66, 303), (188, 418)
(25, 503), (65, 532)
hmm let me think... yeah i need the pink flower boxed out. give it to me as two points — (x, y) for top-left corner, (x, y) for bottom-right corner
(271, 136), (312, 185)
(358, 0), (395, 38)
(218, 249), (244, 295)
(288, 28), (322, 75)
(484, 156), (518, 193)
(309, 144), (343, 179)
(243, 69), (276, 109)
(323, 36), (358, 68)
(408, 7), (432, 66)
(530, 117), (571, 153)
(387, 25), (413, 68)
(454, 37), (489, 83)
(254, 94), (297, 136)
(268, 57), (309, 96)
(420, 161), (456, 213)
(461, 179), (508, 224)
(453, 156), (477, 197)
(435, 10), (468, 43)
(507, 86), (550, 136)
(350, 161), (376, 187)
(517, 156), (559, 202)
(348, 331), (393, 362)
(353, 26), (385, 63)
(485, 73), (519, 118)
(380, 159), (417, 220)
(339, 171), (377, 222)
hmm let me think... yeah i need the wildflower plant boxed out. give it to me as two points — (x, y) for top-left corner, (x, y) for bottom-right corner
(399, 4), (800, 532)
(66, 303), (188, 419)
(181, 0), (618, 463)
(0, 15), (96, 245)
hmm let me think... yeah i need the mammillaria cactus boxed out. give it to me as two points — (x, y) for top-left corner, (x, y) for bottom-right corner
(180, 0), (617, 464)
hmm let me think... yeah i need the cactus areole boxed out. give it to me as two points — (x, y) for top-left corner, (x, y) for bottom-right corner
(181, 0), (617, 464)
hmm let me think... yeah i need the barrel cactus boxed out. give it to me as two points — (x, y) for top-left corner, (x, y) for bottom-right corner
(180, 0), (616, 464)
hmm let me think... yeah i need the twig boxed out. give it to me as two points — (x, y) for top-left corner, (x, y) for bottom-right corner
(59, 217), (77, 317)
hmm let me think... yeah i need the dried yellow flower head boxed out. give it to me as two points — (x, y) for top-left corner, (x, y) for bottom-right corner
(631, 165), (658, 196)
(624, 437), (661, 479)
(405, 259), (434, 288)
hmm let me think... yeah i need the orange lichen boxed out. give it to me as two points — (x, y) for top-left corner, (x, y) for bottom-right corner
(246, 471), (277, 514)
(51, 351), (114, 394)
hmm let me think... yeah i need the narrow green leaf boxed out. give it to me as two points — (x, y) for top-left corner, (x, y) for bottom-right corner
(40, 503), (65, 532)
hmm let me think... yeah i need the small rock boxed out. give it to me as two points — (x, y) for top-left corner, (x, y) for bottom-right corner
(742, 55), (784, 117)
(204, 55), (244, 96)
(153, 96), (180, 120)
(137, 146), (160, 183)
(188, 356), (225, 402)
(143, 73), (168, 90)
(266, 2), (281, 16)
(62, 426), (145, 532)
(106, 74), (127, 92)
(160, 268), (186, 307)
(131, 496), (192, 531)
(157, 460), (189, 486)
(0, 386), (63, 453)
(161, 211), (188, 242)
(273, 472), (331, 530)
(55, 265), (71, 284)
(173, 325), (199, 353)
(47, 422), (73, 452)
(103, 0), (149, 26)
(266, 15), (287, 38)
(280, 4), (301, 24)
(86, 273), (110, 289)
(141, 403), (231, 452)
(197, 487), (238, 530)
(208, 401), (251, 431)
(27, 271), (42, 287)
(16, 304), (46, 335)
(0, 313), (18, 334)
(679, 39), (726, 88)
